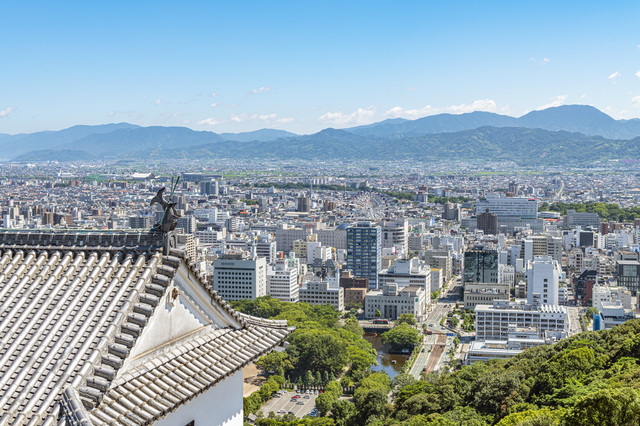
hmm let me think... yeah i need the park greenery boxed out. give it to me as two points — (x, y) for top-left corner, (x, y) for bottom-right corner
(540, 201), (640, 223)
(381, 323), (422, 351)
(251, 317), (640, 426)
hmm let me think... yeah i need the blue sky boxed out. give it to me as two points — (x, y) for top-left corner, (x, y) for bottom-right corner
(1, 0), (639, 135)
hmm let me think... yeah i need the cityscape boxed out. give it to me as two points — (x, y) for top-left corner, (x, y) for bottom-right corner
(3, 1), (640, 425)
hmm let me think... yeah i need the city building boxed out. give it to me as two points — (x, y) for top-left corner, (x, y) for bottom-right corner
(297, 196), (311, 213)
(340, 270), (369, 289)
(521, 235), (563, 263)
(442, 202), (461, 222)
(176, 215), (197, 234)
(477, 208), (498, 235)
(594, 300), (636, 330)
(213, 253), (267, 301)
(463, 249), (499, 285)
(463, 283), (510, 309)
(347, 221), (382, 289)
(267, 258), (299, 303)
(564, 209), (601, 229)
(381, 218), (409, 255)
(616, 260), (640, 295)
(526, 256), (562, 306)
(299, 281), (344, 311)
(344, 287), (367, 308)
(475, 300), (569, 341)
(424, 250), (452, 281)
(378, 258), (432, 294)
(430, 268), (443, 292)
(364, 284), (426, 321)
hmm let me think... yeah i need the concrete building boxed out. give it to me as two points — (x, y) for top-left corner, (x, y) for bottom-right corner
(476, 193), (538, 218)
(255, 234), (277, 264)
(464, 283), (511, 309)
(521, 236), (563, 264)
(315, 228), (347, 251)
(442, 202), (461, 222)
(340, 270), (369, 289)
(430, 268), (443, 292)
(381, 218), (409, 255)
(475, 300), (569, 341)
(526, 256), (562, 306)
(347, 221), (382, 289)
(297, 196), (311, 213)
(424, 250), (452, 281)
(364, 284), (426, 321)
(267, 258), (299, 303)
(564, 209), (601, 229)
(592, 285), (633, 311)
(344, 287), (367, 308)
(466, 326), (567, 364)
(617, 260), (640, 295)
(378, 258), (431, 295)
(129, 216), (151, 229)
(477, 208), (498, 235)
(213, 253), (267, 301)
(594, 300), (636, 330)
(176, 215), (197, 234)
(200, 179), (219, 196)
(275, 225), (308, 252)
(194, 228), (225, 245)
(299, 281), (344, 311)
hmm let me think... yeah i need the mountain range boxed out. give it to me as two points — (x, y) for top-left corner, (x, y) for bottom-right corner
(5, 105), (640, 164)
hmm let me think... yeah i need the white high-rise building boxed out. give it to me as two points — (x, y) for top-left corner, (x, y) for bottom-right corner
(213, 253), (267, 301)
(526, 256), (561, 306)
(267, 259), (299, 303)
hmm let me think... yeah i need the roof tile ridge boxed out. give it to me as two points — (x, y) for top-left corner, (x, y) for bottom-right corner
(72, 252), (169, 411)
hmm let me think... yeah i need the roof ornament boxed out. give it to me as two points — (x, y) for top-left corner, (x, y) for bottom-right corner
(150, 176), (182, 233)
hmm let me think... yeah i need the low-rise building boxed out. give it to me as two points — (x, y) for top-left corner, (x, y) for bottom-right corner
(345, 287), (367, 308)
(595, 300), (636, 330)
(475, 300), (569, 341)
(364, 284), (426, 321)
(463, 283), (510, 309)
(299, 281), (344, 311)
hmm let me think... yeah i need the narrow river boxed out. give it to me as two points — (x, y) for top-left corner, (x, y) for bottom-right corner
(363, 332), (409, 379)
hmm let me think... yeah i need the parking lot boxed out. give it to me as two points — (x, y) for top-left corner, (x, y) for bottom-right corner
(259, 390), (319, 418)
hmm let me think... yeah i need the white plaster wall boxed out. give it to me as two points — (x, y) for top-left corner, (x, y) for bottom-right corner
(155, 369), (243, 426)
(128, 292), (210, 360)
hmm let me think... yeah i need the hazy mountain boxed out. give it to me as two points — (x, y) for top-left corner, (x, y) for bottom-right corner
(219, 128), (297, 142)
(0, 123), (140, 158)
(345, 105), (640, 140)
(58, 126), (227, 157)
(347, 111), (515, 137)
(21, 126), (639, 165)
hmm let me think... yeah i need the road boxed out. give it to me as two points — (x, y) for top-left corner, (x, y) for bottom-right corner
(259, 391), (318, 418)
(567, 306), (584, 335)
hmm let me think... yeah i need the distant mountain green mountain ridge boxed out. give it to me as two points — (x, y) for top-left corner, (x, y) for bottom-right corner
(14, 126), (640, 165)
(346, 105), (640, 140)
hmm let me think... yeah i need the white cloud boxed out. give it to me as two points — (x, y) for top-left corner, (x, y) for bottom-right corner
(319, 106), (377, 125)
(632, 96), (640, 108)
(197, 117), (222, 125)
(636, 69), (640, 79)
(211, 92), (217, 97)
(542, 57), (550, 65)
(0, 106), (16, 117)
(580, 94), (587, 99)
(536, 95), (568, 110)
(197, 112), (290, 126)
(383, 99), (498, 119)
(182, 120), (190, 124)
(405, 86), (418, 91)
(210, 103), (219, 107)
(608, 72), (621, 82)
(249, 86), (271, 95)
(108, 111), (116, 117)
(155, 99), (163, 105)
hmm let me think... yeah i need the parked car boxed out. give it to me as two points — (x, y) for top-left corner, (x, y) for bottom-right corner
(314, 390), (318, 395)
(303, 395), (310, 399)
(305, 390), (310, 394)
(278, 409), (287, 414)
(297, 401), (306, 405)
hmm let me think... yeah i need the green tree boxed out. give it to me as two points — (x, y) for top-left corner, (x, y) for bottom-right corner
(586, 307), (599, 320)
(564, 388), (640, 426)
(316, 371), (322, 385)
(255, 351), (293, 375)
(304, 371), (314, 387)
(323, 371), (329, 383)
(344, 316), (364, 336)
(375, 309), (382, 318)
(450, 316), (459, 328)
(381, 323), (421, 351)
(397, 314), (417, 326)
(340, 375), (351, 389)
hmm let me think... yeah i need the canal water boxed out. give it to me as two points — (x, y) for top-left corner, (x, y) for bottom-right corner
(363, 332), (408, 379)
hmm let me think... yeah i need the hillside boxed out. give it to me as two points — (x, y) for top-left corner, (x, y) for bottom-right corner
(346, 105), (640, 140)
(246, 314), (640, 426)
(13, 126), (640, 165)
